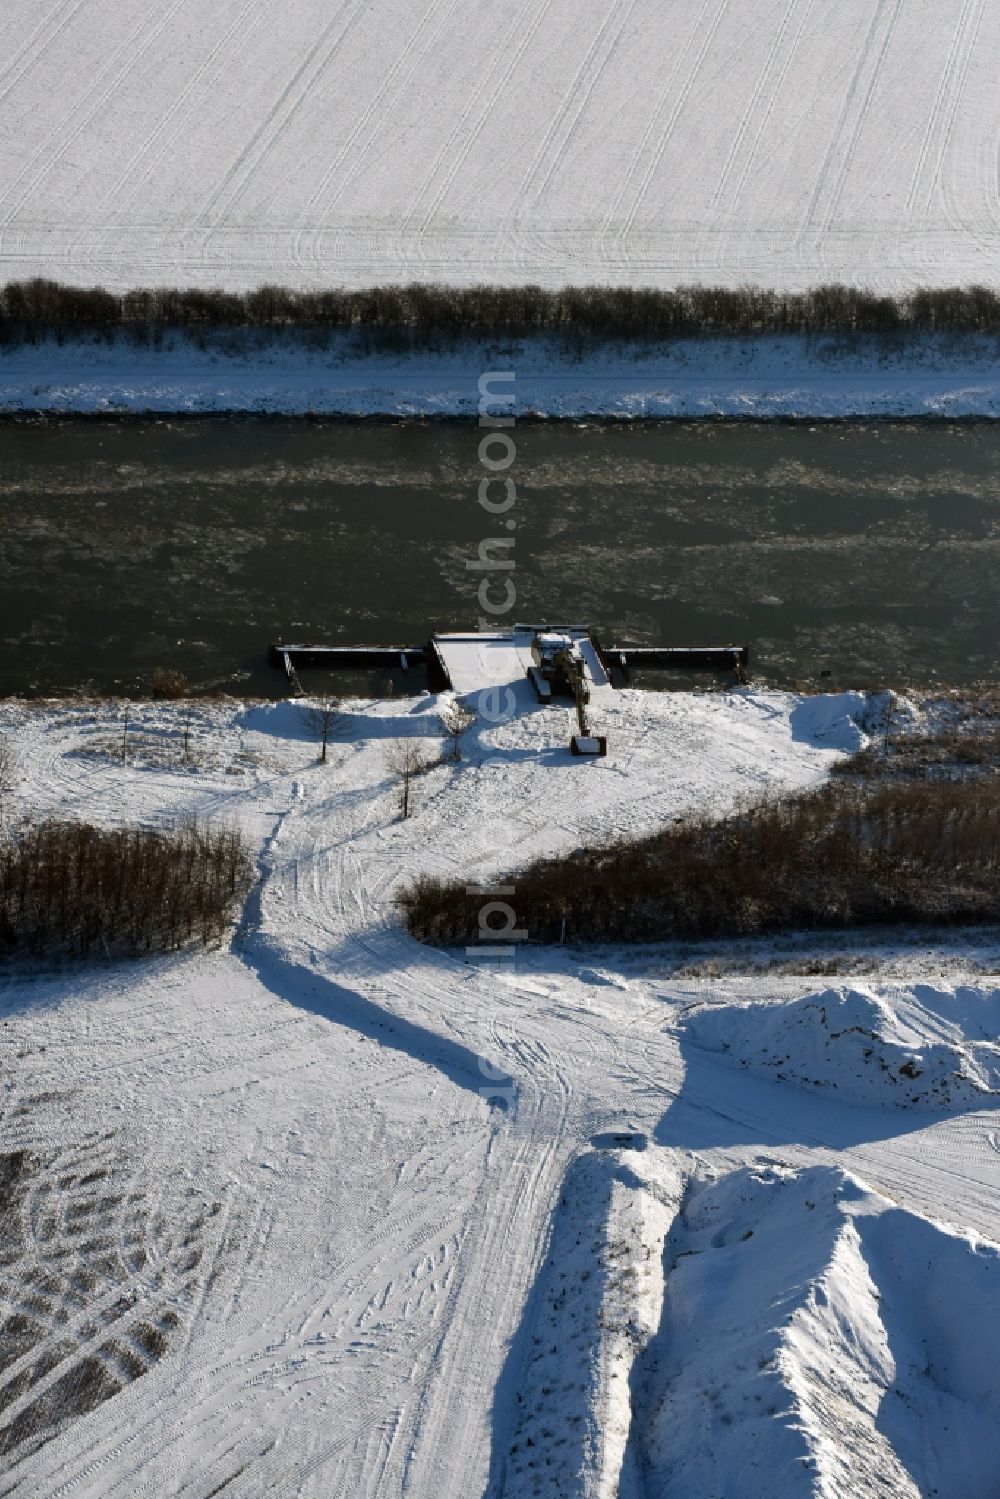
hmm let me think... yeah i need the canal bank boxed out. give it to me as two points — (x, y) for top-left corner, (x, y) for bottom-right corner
(3, 331), (1000, 419)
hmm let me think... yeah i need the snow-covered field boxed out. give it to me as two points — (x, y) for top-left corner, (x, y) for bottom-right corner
(2, 684), (1000, 1496)
(2, 0), (1000, 292)
(4, 330), (1000, 419)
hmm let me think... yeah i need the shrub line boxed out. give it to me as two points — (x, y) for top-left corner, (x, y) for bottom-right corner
(399, 778), (1000, 945)
(0, 819), (254, 958)
(3, 279), (1000, 347)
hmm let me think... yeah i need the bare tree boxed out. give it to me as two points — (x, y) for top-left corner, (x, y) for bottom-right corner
(0, 736), (18, 826)
(384, 738), (435, 819)
(881, 690), (896, 756)
(440, 700), (476, 762)
(180, 706), (195, 765)
(305, 697), (340, 763)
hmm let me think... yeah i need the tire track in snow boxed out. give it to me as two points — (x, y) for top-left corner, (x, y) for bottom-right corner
(176, 1178), (484, 1498)
(923, 0), (989, 233)
(712, 0), (813, 215)
(814, 0), (905, 237)
(293, 0), (462, 266)
(0, 0), (191, 229)
(0, 0), (91, 110)
(798, 0), (892, 241)
(20, 1115), (475, 1497)
(710, 0), (791, 210)
(0, 1139), (236, 1475)
(190, 0), (366, 240)
(510, 0), (639, 220)
(308, 796), (582, 1498)
(599, 0), (721, 236)
(215, 771), (579, 1497)
(99, 0), (270, 221)
(904, 0), (979, 215)
(398, 1129), (570, 1497)
(405, 0), (559, 238)
(612, 0), (733, 241)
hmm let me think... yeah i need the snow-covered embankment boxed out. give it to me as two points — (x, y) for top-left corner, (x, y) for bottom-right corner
(3, 332), (1000, 418)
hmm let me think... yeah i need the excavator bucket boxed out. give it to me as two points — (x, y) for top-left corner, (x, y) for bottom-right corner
(570, 734), (607, 756)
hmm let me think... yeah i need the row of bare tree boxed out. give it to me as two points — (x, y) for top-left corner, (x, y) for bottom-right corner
(304, 697), (475, 817)
(4, 278), (1000, 345)
(0, 691), (476, 838)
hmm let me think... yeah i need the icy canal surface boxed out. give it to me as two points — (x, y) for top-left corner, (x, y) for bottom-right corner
(2, 685), (1000, 1496)
(4, 418), (1000, 697)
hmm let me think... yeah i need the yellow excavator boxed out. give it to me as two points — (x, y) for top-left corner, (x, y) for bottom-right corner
(528, 632), (607, 756)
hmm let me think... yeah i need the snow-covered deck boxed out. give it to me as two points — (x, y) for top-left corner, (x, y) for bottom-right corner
(434, 627), (610, 698)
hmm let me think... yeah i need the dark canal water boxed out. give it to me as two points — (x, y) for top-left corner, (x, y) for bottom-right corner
(1, 418), (997, 695)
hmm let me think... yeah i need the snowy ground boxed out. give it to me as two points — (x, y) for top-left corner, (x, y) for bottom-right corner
(3, 332), (1000, 419)
(2, 0), (1000, 291)
(685, 983), (1000, 1111)
(2, 685), (1000, 1496)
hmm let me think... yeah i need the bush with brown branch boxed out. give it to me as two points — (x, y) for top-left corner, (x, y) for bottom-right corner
(150, 667), (188, 700)
(399, 779), (1000, 945)
(834, 729), (1000, 780)
(0, 819), (254, 958)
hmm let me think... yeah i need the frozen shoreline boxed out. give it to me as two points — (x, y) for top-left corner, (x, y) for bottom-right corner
(2, 331), (999, 419)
